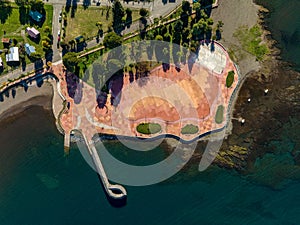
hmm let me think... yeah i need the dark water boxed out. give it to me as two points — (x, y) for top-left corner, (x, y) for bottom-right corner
(1, 106), (300, 225)
(257, 0), (300, 71)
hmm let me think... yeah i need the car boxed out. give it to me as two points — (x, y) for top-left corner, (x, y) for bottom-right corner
(59, 15), (62, 23)
(58, 30), (60, 36)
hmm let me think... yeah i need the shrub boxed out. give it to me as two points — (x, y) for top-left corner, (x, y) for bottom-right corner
(181, 124), (199, 134)
(226, 70), (235, 88)
(215, 105), (224, 124)
(136, 123), (162, 134)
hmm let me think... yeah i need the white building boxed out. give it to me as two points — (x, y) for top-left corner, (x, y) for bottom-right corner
(6, 47), (19, 62)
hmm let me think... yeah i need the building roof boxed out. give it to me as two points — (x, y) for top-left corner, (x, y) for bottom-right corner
(2, 38), (10, 43)
(6, 47), (19, 62)
(26, 27), (40, 38)
(29, 10), (43, 22)
(0, 57), (3, 67)
(25, 43), (36, 55)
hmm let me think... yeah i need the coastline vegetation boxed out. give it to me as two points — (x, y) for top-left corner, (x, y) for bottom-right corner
(181, 124), (199, 134)
(136, 123), (162, 135)
(234, 25), (269, 61)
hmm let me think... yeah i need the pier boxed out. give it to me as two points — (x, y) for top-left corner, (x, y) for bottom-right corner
(81, 132), (127, 201)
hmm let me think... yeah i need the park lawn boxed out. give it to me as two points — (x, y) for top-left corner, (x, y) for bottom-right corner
(0, 4), (53, 74)
(65, 6), (141, 42)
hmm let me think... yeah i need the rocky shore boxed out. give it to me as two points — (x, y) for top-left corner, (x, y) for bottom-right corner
(207, 0), (300, 171)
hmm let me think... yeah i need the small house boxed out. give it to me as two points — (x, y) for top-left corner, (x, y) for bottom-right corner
(6, 47), (19, 62)
(29, 10), (43, 22)
(26, 27), (40, 39)
(1, 38), (11, 48)
(25, 43), (36, 56)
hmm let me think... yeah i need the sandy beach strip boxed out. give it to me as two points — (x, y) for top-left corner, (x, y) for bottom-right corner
(0, 81), (58, 122)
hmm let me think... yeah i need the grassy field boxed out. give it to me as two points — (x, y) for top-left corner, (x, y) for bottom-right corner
(234, 25), (269, 61)
(0, 4), (53, 73)
(65, 6), (141, 42)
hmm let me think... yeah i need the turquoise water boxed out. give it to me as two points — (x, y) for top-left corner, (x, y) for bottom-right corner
(1, 106), (300, 224)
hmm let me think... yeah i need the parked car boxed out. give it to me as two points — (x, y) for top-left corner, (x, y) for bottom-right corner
(58, 30), (60, 36)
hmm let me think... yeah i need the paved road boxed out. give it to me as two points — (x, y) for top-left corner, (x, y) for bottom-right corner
(52, 4), (63, 62)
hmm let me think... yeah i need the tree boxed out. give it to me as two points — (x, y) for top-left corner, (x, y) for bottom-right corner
(29, 0), (44, 14)
(226, 71), (235, 88)
(44, 26), (51, 33)
(62, 52), (79, 72)
(29, 52), (42, 61)
(217, 20), (224, 30)
(193, 2), (201, 20)
(139, 8), (149, 17)
(96, 21), (102, 28)
(103, 32), (122, 49)
(181, 0), (191, 13)
(155, 35), (163, 41)
(15, 0), (28, 7)
(125, 8), (132, 27)
(96, 22), (103, 37)
(112, 0), (125, 32)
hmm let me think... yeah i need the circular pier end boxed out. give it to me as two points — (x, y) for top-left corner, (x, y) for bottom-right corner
(108, 184), (127, 200)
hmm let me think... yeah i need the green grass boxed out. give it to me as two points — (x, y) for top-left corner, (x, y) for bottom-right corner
(226, 70), (234, 88)
(65, 6), (140, 42)
(181, 124), (199, 134)
(215, 105), (224, 124)
(136, 123), (162, 135)
(0, 4), (53, 74)
(234, 25), (269, 61)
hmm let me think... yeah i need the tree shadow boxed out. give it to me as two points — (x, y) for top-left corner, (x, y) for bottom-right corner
(129, 70), (134, 83)
(11, 88), (16, 98)
(216, 29), (222, 41)
(71, 0), (78, 18)
(83, 0), (91, 9)
(109, 75), (124, 107)
(0, 2), (12, 24)
(19, 6), (29, 25)
(21, 60), (27, 71)
(66, 0), (71, 12)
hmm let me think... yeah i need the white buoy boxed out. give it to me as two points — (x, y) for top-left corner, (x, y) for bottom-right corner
(264, 89), (269, 95)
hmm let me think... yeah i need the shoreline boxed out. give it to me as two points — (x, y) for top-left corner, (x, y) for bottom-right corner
(0, 0), (299, 173)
